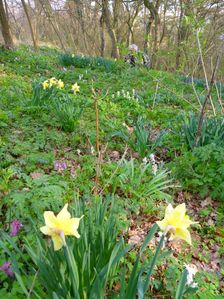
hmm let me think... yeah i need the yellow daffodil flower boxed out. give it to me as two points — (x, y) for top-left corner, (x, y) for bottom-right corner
(156, 203), (197, 245)
(42, 80), (49, 90)
(71, 83), (80, 94)
(40, 204), (83, 251)
(57, 79), (64, 89)
(49, 77), (58, 87)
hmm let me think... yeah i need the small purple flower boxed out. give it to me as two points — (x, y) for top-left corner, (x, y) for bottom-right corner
(10, 220), (23, 237)
(54, 160), (67, 173)
(0, 262), (14, 278)
(70, 166), (76, 177)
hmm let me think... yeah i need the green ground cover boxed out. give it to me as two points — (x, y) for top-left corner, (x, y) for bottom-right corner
(0, 45), (223, 298)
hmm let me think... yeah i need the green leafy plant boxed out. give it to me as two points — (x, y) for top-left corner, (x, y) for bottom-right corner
(0, 167), (15, 193)
(31, 80), (58, 107)
(172, 143), (224, 200)
(53, 94), (83, 132)
(182, 113), (224, 150)
(109, 159), (173, 213)
(0, 197), (128, 299)
(59, 54), (121, 73)
(113, 117), (165, 158)
(0, 199), (196, 299)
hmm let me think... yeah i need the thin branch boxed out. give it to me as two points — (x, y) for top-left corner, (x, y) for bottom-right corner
(194, 56), (220, 147)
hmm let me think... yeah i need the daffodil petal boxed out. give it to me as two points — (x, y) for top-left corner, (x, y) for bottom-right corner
(52, 235), (64, 251)
(57, 204), (71, 220)
(171, 228), (192, 245)
(156, 219), (168, 231)
(165, 204), (174, 216)
(44, 211), (58, 228)
(40, 226), (53, 236)
(62, 217), (83, 236)
(174, 203), (186, 218)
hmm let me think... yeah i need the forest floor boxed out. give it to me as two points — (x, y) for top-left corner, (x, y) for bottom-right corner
(0, 45), (223, 298)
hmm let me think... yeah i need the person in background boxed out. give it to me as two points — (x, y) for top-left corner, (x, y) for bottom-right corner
(124, 44), (151, 68)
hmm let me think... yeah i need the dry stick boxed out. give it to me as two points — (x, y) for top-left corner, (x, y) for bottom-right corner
(191, 43), (215, 110)
(191, 56), (203, 109)
(196, 30), (216, 116)
(146, 73), (200, 111)
(152, 81), (159, 110)
(194, 56), (220, 147)
(191, 75), (202, 108)
(214, 81), (224, 113)
(28, 270), (39, 298)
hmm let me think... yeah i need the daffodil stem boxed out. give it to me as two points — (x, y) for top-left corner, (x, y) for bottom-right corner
(142, 234), (165, 292)
(64, 245), (80, 298)
(175, 268), (188, 299)
(92, 85), (100, 195)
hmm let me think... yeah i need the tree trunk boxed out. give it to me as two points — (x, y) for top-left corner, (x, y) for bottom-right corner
(144, 16), (153, 54)
(100, 14), (105, 57)
(39, 0), (66, 51)
(0, 0), (14, 48)
(176, 0), (192, 70)
(102, 0), (119, 58)
(21, 0), (38, 48)
(143, 0), (161, 67)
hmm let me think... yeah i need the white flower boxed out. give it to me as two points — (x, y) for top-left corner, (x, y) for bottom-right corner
(77, 149), (81, 155)
(142, 157), (148, 164)
(156, 231), (167, 249)
(150, 154), (157, 175)
(191, 282), (198, 288)
(185, 264), (198, 286)
(90, 146), (95, 155)
(150, 153), (155, 162)
(117, 91), (120, 97)
(219, 34), (224, 41)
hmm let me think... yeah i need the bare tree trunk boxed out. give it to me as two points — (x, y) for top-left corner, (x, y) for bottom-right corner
(0, 0), (14, 48)
(39, 0), (66, 51)
(21, 0), (38, 48)
(143, 0), (161, 67)
(102, 0), (119, 58)
(125, 2), (140, 46)
(144, 0), (161, 67)
(144, 18), (152, 54)
(176, 0), (192, 70)
(73, 0), (89, 53)
(33, 0), (42, 44)
(100, 14), (105, 57)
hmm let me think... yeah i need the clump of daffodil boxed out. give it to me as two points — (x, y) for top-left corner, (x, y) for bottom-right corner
(42, 80), (49, 90)
(40, 204), (83, 251)
(49, 77), (58, 87)
(156, 203), (197, 245)
(57, 79), (64, 89)
(71, 83), (80, 94)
